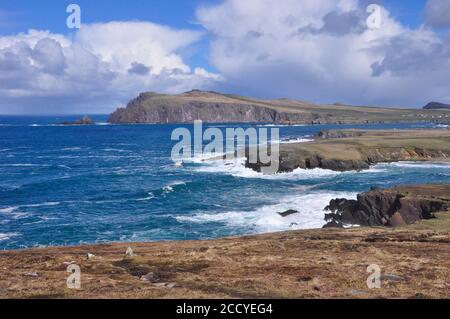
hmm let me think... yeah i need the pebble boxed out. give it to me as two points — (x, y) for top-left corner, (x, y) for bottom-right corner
(24, 272), (39, 278)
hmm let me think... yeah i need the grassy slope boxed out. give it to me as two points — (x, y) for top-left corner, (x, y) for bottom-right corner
(282, 129), (450, 161)
(131, 91), (450, 123)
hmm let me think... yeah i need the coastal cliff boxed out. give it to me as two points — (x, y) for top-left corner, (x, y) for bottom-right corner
(247, 129), (450, 173)
(109, 91), (306, 124)
(108, 90), (450, 124)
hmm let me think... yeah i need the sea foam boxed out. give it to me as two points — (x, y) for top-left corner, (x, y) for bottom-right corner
(176, 191), (357, 233)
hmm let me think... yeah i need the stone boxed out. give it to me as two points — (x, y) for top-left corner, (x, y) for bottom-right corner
(141, 272), (160, 283)
(166, 283), (177, 289)
(24, 272), (39, 278)
(278, 209), (299, 217)
(125, 247), (134, 257)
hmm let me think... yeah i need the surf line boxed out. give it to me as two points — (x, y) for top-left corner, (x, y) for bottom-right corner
(171, 120), (280, 174)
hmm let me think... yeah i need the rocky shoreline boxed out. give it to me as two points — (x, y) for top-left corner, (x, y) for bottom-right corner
(323, 185), (450, 228)
(246, 129), (450, 173)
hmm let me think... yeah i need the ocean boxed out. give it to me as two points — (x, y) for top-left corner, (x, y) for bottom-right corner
(1, 115), (450, 249)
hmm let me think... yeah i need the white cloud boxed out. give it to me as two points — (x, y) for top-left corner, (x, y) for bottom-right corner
(0, 22), (222, 114)
(425, 0), (450, 27)
(197, 0), (450, 107)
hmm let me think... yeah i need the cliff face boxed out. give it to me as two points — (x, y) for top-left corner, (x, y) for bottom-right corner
(247, 145), (450, 173)
(108, 91), (314, 124)
(108, 90), (450, 124)
(324, 185), (450, 227)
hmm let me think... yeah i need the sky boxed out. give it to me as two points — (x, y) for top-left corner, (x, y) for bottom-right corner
(0, 0), (449, 114)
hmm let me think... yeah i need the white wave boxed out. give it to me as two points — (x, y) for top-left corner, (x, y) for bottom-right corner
(0, 149), (11, 152)
(23, 202), (60, 208)
(279, 137), (314, 144)
(176, 191), (357, 233)
(435, 124), (449, 128)
(0, 202), (59, 214)
(193, 158), (340, 180)
(163, 181), (187, 194)
(102, 148), (129, 153)
(0, 163), (50, 167)
(376, 161), (450, 169)
(62, 147), (82, 151)
(0, 233), (19, 241)
(136, 192), (156, 201)
(0, 206), (18, 214)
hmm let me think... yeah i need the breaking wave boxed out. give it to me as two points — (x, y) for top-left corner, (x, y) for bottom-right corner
(176, 191), (357, 233)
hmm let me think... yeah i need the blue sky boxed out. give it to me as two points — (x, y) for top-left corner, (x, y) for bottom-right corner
(0, 0), (428, 30)
(0, 0), (221, 71)
(0, 0), (429, 72)
(0, 0), (449, 114)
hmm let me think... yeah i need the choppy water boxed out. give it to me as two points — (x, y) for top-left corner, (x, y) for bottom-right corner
(1, 115), (449, 249)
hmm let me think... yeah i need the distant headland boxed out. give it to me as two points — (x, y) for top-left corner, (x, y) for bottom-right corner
(108, 90), (450, 125)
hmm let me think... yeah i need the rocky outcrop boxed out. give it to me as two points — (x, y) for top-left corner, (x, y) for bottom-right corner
(246, 129), (450, 173)
(324, 185), (450, 228)
(60, 116), (95, 125)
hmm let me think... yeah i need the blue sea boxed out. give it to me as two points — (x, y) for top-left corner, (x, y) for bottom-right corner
(1, 115), (450, 249)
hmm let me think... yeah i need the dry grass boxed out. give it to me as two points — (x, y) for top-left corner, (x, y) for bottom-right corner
(1, 217), (449, 299)
(282, 129), (450, 161)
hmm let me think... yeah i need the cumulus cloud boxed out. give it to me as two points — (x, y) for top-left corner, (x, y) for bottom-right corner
(197, 0), (450, 107)
(0, 22), (222, 114)
(425, 0), (450, 27)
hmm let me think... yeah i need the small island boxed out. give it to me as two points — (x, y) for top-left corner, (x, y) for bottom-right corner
(59, 116), (95, 126)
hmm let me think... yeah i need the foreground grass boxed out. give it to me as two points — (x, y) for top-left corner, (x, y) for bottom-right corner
(1, 215), (449, 299)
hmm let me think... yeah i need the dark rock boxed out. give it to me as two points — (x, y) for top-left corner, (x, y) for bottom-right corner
(246, 147), (370, 173)
(60, 116), (95, 125)
(324, 187), (448, 227)
(278, 209), (299, 217)
(323, 220), (344, 228)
